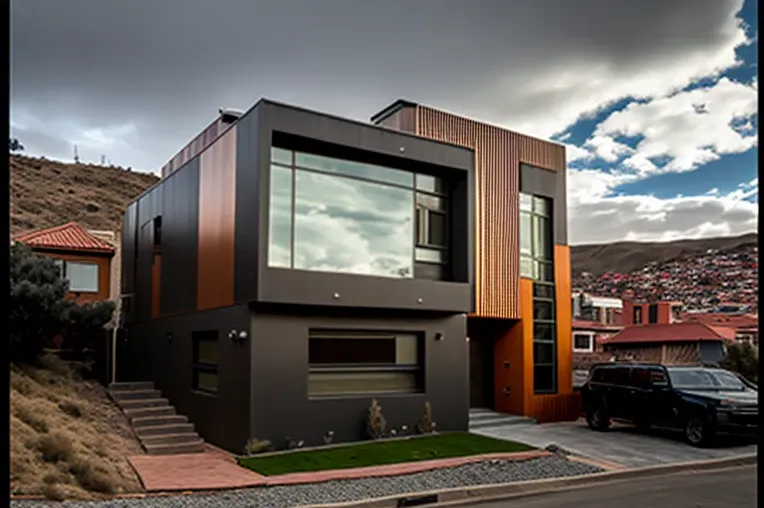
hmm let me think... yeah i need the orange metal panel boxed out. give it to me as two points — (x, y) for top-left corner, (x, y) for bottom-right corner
(554, 244), (573, 396)
(197, 127), (237, 311)
(415, 106), (565, 320)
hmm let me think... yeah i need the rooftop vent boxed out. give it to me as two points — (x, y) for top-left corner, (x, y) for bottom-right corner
(219, 108), (243, 124)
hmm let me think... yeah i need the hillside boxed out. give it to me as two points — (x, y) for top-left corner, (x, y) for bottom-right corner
(10, 155), (158, 236)
(10, 154), (756, 279)
(570, 233), (758, 277)
(11, 356), (143, 500)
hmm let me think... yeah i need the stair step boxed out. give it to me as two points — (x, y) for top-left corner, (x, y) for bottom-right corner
(144, 440), (205, 455)
(140, 432), (202, 446)
(109, 382), (155, 391)
(135, 423), (195, 437)
(125, 406), (176, 420)
(119, 398), (170, 410)
(132, 415), (188, 428)
(469, 411), (529, 422)
(111, 389), (162, 401)
(470, 416), (536, 429)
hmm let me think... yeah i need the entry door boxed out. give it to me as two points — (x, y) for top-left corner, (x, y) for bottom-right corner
(469, 337), (495, 408)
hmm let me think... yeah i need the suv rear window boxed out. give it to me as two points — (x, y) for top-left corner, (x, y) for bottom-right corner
(591, 366), (630, 385)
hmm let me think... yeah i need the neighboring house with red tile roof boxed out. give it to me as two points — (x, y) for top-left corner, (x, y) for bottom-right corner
(679, 312), (758, 348)
(601, 322), (736, 366)
(572, 319), (623, 354)
(13, 222), (117, 305)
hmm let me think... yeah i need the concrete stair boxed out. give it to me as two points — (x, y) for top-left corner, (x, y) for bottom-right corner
(469, 408), (536, 430)
(108, 382), (205, 455)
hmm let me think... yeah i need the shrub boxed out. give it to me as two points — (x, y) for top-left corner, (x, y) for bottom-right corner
(243, 438), (272, 456)
(59, 400), (83, 419)
(366, 399), (387, 440)
(720, 342), (758, 383)
(38, 431), (74, 463)
(69, 458), (114, 494)
(417, 401), (434, 434)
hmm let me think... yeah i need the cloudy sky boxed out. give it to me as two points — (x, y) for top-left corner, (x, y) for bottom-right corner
(10, 0), (758, 245)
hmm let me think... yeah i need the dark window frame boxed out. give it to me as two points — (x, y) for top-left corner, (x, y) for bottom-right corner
(308, 329), (425, 398)
(532, 280), (557, 394)
(519, 193), (553, 281)
(268, 146), (451, 277)
(192, 330), (219, 395)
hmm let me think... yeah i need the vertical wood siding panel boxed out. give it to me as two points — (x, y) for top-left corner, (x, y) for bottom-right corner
(197, 128), (237, 310)
(417, 107), (568, 319)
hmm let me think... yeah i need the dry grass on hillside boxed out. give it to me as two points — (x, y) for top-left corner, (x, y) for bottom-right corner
(10, 355), (144, 501)
(10, 154), (158, 236)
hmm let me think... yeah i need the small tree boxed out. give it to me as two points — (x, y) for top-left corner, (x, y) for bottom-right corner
(9, 138), (24, 152)
(10, 244), (70, 363)
(720, 342), (758, 384)
(367, 399), (387, 439)
(10, 244), (115, 365)
(417, 401), (434, 434)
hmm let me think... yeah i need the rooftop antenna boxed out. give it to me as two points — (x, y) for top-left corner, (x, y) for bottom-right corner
(73, 145), (80, 163)
(101, 155), (106, 165)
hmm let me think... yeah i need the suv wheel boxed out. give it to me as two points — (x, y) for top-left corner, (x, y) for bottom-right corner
(685, 414), (714, 447)
(586, 405), (611, 431)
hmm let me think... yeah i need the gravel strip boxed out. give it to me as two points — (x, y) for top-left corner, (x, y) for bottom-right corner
(11, 455), (604, 508)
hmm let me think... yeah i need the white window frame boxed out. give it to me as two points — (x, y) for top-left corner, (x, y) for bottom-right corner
(573, 331), (595, 353)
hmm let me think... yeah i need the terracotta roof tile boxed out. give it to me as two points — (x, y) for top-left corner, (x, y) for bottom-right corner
(604, 322), (736, 345)
(14, 222), (115, 254)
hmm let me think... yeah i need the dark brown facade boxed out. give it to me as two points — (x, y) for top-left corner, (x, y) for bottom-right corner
(121, 100), (475, 451)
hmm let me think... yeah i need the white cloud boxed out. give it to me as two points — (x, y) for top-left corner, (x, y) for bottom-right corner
(589, 77), (758, 175)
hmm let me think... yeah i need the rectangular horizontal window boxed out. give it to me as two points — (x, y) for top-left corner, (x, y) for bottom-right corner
(533, 284), (555, 299)
(533, 342), (555, 365)
(520, 256), (534, 278)
(415, 174), (446, 194)
(533, 365), (556, 393)
(534, 322), (555, 342)
(533, 299), (555, 321)
(59, 260), (99, 293)
(573, 333), (594, 352)
(192, 330), (219, 395)
(308, 330), (423, 397)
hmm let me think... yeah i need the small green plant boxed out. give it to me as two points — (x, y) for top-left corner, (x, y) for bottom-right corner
(367, 399), (387, 440)
(243, 438), (272, 456)
(417, 401), (434, 434)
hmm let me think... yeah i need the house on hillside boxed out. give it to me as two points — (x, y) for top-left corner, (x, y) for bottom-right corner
(13, 222), (117, 304)
(601, 322), (736, 366)
(119, 98), (574, 453)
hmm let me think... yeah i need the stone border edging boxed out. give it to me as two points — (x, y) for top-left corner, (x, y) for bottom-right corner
(300, 453), (758, 508)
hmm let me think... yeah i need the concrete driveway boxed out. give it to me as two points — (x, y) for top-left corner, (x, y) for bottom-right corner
(473, 419), (757, 468)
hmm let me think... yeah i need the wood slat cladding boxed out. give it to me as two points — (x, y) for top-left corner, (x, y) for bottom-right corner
(197, 127), (237, 311)
(415, 106), (566, 319)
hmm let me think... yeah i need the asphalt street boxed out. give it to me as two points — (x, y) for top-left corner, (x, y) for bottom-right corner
(470, 465), (757, 508)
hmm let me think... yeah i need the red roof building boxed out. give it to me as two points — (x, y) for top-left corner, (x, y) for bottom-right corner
(605, 322), (736, 345)
(13, 222), (116, 303)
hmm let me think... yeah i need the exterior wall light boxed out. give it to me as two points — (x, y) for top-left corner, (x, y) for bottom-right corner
(435, 332), (444, 341)
(237, 330), (248, 342)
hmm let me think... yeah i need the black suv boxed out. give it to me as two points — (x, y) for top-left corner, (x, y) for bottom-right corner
(580, 363), (758, 446)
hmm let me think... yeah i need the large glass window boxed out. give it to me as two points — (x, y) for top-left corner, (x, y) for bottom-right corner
(519, 193), (552, 281)
(268, 147), (449, 279)
(308, 330), (424, 397)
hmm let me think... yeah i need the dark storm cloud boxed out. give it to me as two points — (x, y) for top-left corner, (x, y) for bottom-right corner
(11, 0), (746, 171)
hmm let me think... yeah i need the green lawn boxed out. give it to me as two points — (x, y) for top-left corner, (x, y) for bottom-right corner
(238, 432), (534, 476)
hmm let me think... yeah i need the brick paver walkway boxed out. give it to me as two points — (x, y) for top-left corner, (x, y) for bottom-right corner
(128, 448), (553, 492)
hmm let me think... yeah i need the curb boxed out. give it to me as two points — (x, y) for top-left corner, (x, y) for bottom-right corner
(301, 453), (758, 508)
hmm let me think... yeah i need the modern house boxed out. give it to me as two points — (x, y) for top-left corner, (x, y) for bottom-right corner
(119, 98), (573, 453)
(13, 222), (117, 304)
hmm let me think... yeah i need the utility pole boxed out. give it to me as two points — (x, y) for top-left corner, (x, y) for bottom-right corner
(101, 155), (106, 165)
(73, 145), (80, 163)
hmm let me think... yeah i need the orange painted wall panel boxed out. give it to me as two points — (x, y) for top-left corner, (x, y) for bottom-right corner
(554, 244), (573, 396)
(197, 127), (237, 311)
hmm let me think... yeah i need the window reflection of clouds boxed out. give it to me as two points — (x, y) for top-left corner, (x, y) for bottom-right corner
(295, 152), (414, 188)
(293, 170), (414, 278)
(268, 165), (293, 267)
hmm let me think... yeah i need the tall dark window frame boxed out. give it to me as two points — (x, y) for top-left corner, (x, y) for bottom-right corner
(532, 281), (558, 394)
(308, 329), (425, 398)
(192, 330), (219, 395)
(633, 306), (643, 324)
(519, 193), (553, 282)
(268, 146), (451, 279)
